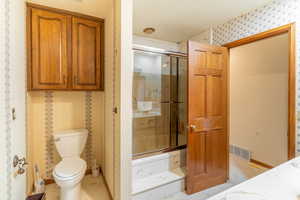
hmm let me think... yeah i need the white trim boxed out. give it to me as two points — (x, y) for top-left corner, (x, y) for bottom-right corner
(120, 0), (133, 197)
(114, 0), (133, 199)
(5, 0), (27, 198)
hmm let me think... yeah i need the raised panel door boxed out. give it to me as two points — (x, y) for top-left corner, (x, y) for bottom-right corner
(186, 41), (228, 194)
(30, 8), (69, 89)
(72, 17), (103, 90)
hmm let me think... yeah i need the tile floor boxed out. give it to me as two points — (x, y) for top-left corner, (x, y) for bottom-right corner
(45, 175), (111, 200)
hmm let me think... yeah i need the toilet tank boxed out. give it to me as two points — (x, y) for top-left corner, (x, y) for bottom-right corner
(53, 129), (88, 158)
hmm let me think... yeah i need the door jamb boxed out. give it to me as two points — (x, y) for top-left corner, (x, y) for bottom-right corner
(223, 23), (296, 160)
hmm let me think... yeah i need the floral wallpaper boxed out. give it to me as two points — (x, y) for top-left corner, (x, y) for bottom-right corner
(3, 0), (12, 198)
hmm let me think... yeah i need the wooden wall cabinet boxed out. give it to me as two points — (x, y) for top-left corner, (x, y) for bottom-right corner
(72, 17), (102, 90)
(27, 3), (104, 91)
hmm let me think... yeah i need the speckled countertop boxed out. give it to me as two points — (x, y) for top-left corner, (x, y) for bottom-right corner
(208, 156), (300, 200)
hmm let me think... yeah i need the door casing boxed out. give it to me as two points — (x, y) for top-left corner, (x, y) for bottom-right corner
(223, 23), (296, 160)
(2, 0), (27, 199)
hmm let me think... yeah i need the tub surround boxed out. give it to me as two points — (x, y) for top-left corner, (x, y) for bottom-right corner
(131, 150), (235, 200)
(133, 169), (185, 196)
(132, 150), (186, 199)
(132, 151), (271, 200)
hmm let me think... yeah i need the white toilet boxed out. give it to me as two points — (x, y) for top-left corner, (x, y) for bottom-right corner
(53, 129), (88, 200)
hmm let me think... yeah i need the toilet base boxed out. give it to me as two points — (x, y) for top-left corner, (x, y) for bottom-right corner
(60, 183), (81, 200)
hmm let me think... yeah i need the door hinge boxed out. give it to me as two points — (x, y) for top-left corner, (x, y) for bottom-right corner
(12, 108), (16, 120)
(113, 107), (118, 114)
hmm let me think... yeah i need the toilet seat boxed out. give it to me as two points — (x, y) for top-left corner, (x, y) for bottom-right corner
(54, 158), (86, 180)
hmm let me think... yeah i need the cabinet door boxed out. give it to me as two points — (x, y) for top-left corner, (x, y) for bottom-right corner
(72, 17), (103, 90)
(30, 8), (69, 90)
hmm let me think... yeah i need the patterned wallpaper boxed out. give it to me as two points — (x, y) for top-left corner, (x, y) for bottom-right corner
(3, 0), (12, 198)
(0, 0), (7, 197)
(28, 91), (104, 180)
(84, 92), (93, 168)
(44, 92), (54, 178)
(211, 0), (300, 153)
(213, 0), (300, 46)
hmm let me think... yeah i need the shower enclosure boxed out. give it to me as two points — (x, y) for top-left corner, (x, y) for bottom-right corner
(132, 49), (187, 156)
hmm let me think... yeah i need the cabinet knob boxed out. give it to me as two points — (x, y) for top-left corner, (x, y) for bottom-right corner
(63, 75), (66, 84)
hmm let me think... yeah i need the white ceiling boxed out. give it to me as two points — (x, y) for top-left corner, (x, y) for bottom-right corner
(133, 0), (274, 43)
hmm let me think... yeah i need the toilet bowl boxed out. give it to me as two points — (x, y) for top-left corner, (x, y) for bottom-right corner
(53, 158), (87, 200)
(52, 129), (88, 200)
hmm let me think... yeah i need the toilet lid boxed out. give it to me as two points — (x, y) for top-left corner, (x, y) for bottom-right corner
(54, 158), (86, 179)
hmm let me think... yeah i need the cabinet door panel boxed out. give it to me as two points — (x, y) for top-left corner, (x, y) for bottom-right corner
(72, 17), (103, 90)
(30, 8), (69, 89)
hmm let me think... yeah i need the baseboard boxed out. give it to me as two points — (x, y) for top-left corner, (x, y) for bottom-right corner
(44, 179), (55, 185)
(250, 159), (273, 169)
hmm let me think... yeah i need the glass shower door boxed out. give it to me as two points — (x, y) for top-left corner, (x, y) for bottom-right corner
(132, 50), (171, 155)
(170, 56), (188, 147)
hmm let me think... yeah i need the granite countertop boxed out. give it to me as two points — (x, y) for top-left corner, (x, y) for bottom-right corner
(208, 156), (300, 200)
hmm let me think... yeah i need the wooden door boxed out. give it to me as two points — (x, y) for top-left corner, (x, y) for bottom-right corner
(30, 8), (70, 90)
(72, 17), (103, 90)
(186, 41), (228, 194)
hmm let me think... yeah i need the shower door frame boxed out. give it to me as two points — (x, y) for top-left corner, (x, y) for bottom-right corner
(132, 48), (188, 159)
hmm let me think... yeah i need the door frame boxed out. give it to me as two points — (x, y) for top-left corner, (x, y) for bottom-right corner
(223, 23), (296, 160)
(2, 0), (27, 199)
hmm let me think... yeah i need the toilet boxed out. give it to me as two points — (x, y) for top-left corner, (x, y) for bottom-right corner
(53, 129), (88, 200)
